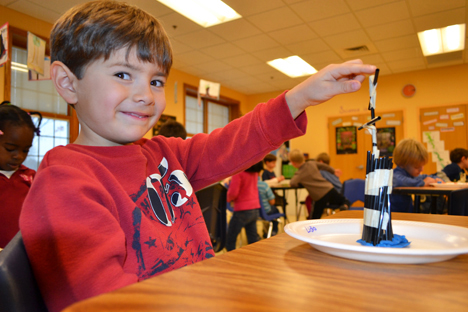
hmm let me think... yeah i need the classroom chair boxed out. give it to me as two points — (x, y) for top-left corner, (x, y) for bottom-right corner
(0, 231), (49, 312)
(342, 178), (366, 210)
(447, 188), (468, 216)
(258, 193), (285, 238)
(196, 182), (228, 252)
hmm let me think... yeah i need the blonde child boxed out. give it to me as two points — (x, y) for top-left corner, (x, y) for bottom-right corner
(18, 1), (376, 311)
(391, 138), (442, 212)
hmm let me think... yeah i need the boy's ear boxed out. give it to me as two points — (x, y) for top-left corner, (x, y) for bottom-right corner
(50, 61), (78, 105)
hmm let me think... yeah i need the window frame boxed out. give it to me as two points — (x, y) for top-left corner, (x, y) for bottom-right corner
(183, 83), (240, 136)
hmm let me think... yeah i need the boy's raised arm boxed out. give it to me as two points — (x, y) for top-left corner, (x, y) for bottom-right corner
(285, 59), (377, 119)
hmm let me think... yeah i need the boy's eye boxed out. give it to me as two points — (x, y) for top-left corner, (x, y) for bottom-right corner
(115, 72), (130, 80)
(151, 79), (165, 87)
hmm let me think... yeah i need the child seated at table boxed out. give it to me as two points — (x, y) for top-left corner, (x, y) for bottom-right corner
(442, 148), (468, 182)
(18, 1), (376, 311)
(390, 138), (443, 212)
(262, 153), (285, 184)
(289, 149), (349, 219)
(315, 152), (343, 193)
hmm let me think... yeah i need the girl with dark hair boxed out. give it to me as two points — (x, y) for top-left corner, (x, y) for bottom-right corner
(0, 101), (42, 248)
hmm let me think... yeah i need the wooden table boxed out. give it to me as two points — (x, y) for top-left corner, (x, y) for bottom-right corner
(63, 211), (468, 312)
(393, 185), (468, 214)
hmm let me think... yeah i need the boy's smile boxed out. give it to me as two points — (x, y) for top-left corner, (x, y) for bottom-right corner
(72, 47), (167, 146)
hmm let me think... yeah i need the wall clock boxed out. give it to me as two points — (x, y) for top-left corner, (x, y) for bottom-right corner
(402, 84), (416, 97)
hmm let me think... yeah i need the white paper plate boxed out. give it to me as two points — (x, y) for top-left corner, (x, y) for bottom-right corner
(430, 182), (468, 188)
(284, 219), (468, 264)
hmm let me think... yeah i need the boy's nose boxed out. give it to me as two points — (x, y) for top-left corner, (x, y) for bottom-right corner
(132, 84), (154, 105)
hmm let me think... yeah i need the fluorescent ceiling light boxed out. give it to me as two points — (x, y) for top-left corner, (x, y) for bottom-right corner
(11, 62), (29, 72)
(418, 24), (465, 56)
(157, 0), (241, 28)
(267, 56), (317, 78)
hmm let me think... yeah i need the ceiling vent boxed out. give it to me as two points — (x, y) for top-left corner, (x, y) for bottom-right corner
(336, 43), (377, 58)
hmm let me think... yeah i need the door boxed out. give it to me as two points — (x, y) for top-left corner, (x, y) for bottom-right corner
(328, 111), (404, 182)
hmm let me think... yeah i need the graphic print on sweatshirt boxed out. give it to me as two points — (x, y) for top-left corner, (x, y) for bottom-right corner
(130, 157), (214, 279)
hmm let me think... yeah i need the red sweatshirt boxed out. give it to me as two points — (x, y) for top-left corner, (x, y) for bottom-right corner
(227, 171), (260, 211)
(19, 92), (307, 312)
(0, 165), (35, 248)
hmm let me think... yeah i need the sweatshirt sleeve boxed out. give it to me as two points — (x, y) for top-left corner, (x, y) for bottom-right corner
(393, 169), (425, 187)
(20, 164), (137, 312)
(154, 91), (307, 191)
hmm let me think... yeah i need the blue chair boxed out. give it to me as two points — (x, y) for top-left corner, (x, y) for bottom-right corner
(258, 193), (285, 238)
(342, 178), (365, 210)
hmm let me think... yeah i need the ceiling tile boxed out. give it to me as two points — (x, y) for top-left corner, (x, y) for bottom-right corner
(302, 50), (342, 66)
(287, 38), (330, 55)
(223, 0), (286, 17)
(323, 29), (372, 50)
(192, 60), (233, 74)
(268, 24), (318, 45)
(387, 57), (426, 70)
(374, 35), (420, 52)
(200, 43), (245, 59)
(175, 50), (214, 65)
(381, 47), (422, 62)
(345, 0), (399, 11)
(232, 34), (280, 53)
(7, 0), (62, 23)
(222, 54), (263, 68)
(290, 0), (350, 22)
(413, 8), (465, 32)
(239, 63), (278, 76)
(355, 1), (411, 27)
(407, 0), (465, 17)
(366, 19), (415, 41)
(208, 19), (262, 41)
(170, 39), (194, 55)
(251, 46), (293, 62)
(173, 29), (226, 49)
(309, 13), (362, 37)
(246, 7), (303, 32)
(157, 12), (202, 37)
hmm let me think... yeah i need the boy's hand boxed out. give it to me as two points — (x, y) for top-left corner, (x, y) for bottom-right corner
(285, 59), (377, 119)
(424, 177), (442, 186)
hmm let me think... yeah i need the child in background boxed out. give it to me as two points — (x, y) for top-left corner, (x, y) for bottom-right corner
(18, 1), (376, 310)
(390, 138), (443, 212)
(257, 161), (281, 237)
(0, 102), (41, 248)
(157, 120), (187, 139)
(226, 162), (263, 251)
(442, 148), (468, 182)
(262, 153), (285, 184)
(289, 149), (349, 219)
(315, 152), (343, 193)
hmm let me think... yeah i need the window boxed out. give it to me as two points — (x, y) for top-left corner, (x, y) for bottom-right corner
(184, 84), (239, 135)
(10, 46), (71, 170)
(23, 116), (70, 170)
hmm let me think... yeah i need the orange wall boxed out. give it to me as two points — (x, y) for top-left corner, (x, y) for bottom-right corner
(245, 63), (468, 158)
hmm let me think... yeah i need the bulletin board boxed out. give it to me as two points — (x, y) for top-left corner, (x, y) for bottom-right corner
(420, 104), (468, 174)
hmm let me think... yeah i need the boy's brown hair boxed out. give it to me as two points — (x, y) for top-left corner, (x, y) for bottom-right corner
(289, 149), (305, 164)
(316, 152), (330, 164)
(393, 138), (428, 167)
(51, 0), (172, 79)
(263, 153), (277, 163)
(449, 148), (468, 163)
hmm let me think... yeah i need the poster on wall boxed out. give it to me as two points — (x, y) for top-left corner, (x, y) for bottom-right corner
(29, 57), (51, 80)
(152, 114), (176, 136)
(377, 127), (396, 157)
(336, 126), (357, 154)
(0, 23), (9, 66)
(27, 32), (46, 75)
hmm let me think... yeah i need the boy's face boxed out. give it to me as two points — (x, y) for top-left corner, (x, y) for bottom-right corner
(403, 162), (425, 177)
(460, 156), (468, 169)
(265, 160), (276, 170)
(73, 47), (167, 146)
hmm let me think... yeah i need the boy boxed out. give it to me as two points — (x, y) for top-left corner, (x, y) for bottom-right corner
(158, 120), (187, 139)
(315, 152), (343, 193)
(262, 153), (285, 184)
(442, 148), (468, 181)
(390, 138), (442, 212)
(19, 1), (376, 311)
(289, 149), (349, 219)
